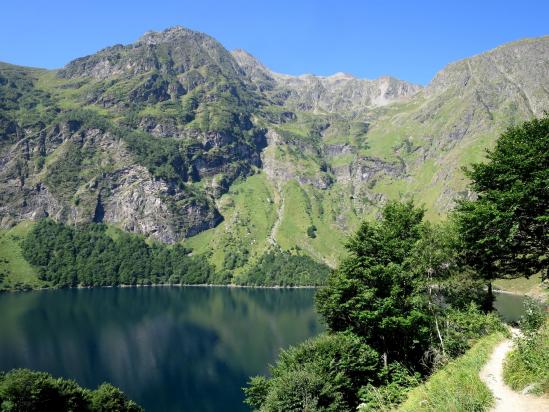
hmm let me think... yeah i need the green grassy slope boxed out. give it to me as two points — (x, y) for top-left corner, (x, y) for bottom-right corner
(184, 172), (354, 275)
(493, 274), (547, 298)
(183, 173), (278, 279)
(0, 221), (44, 290)
(395, 332), (505, 412)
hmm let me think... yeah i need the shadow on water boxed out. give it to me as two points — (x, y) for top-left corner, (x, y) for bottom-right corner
(0, 287), (324, 412)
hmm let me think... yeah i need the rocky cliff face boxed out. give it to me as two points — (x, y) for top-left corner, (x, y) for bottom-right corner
(60, 26), (243, 82)
(0, 27), (265, 242)
(358, 35), (549, 215)
(1, 28), (548, 266)
(270, 73), (422, 113)
(0, 119), (223, 242)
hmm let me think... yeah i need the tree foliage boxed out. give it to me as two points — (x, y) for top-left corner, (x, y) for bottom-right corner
(243, 249), (330, 286)
(454, 115), (549, 283)
(22, 219), (214, 287)
(316, 201), (432, 369)
(244, 333), (381, 412)
(246, 200), (505, 411)
(0, 369), (142, 412)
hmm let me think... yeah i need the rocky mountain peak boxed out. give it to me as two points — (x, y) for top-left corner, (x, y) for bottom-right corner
(232, 49), (421, 112)
(326, 72), (356, 80)
(138, 25), (203, 45)
(231, 48), (276, 91)
(58, 25), (243, 81)
(231, 49), (266, 69)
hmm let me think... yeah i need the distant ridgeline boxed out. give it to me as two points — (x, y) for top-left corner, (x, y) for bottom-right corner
(20, 219), (329, 288)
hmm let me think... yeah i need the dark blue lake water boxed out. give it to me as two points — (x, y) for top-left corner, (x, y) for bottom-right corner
(0, 287), (323, 412)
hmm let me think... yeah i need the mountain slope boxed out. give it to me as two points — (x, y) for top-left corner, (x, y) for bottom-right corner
(1, 28), (548, 281)
(0, 27), (266, 243)
(192, 35), (549, 270)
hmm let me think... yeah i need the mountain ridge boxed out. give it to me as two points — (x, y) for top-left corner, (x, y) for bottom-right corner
(1, 26), (548, 279)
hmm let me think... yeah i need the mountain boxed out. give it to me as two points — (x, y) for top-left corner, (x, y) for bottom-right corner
(0, 26), (265, 243)
(232, 48), (422, 112)
(1, 27), (548, 282)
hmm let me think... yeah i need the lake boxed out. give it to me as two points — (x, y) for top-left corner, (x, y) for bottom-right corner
(493, 291), (533, 323)
(0, 287), (323, 412)
(0, 287), (534, 411)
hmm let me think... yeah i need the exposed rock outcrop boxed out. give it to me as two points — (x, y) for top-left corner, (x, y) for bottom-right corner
(232, 49), (422, 112)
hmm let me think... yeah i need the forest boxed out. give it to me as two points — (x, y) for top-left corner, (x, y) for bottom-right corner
(20, 219), (329, 288)
(21, 221), (216, 287)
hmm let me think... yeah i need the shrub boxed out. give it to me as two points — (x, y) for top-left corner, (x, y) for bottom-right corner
(0, 369), (142, 412)
(503, 304), (549, 394)
(307, 225), (317, 239)
(245, 333), (380, 411)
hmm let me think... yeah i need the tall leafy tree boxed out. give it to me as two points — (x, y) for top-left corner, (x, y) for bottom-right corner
(316, 200), (432, 369)
(454, 116), (549, 307)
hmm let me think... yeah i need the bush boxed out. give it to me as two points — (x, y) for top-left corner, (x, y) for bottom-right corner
(439, 304), (506, 361)
(503, 304), (549, 395)
(358, 363), (421, 411)
(518, 297), (546, 334)
(245, 333), (380, 412)
(260, 370), (326, 412)
(0, 369), (142, 412)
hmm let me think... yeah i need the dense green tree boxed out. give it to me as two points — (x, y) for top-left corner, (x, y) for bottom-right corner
(89, 383), (142, 412)
(0, 369), (142, 412)
(316, 201), (432, 369)
(454, 115), (549, 308)
(243, 249), (330, 286)
(22, 219), (215, 288)
(245, 201), (505, 411)
(245, 333), (380, 412)
(22, 220), (327, 288)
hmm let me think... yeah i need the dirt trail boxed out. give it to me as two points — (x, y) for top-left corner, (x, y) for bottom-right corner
(479, 329), (549, 412)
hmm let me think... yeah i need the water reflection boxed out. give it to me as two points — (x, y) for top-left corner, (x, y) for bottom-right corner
(0, 287), (323, 412)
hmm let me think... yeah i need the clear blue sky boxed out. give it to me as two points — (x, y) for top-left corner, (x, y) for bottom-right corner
(1, 0), (547, 84)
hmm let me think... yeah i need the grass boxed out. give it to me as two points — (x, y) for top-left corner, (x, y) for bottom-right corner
(183, 173), (277, 277)
(0, 221), (44, 290)
(329, 153), (356, 167)
(396, 332), (505, 412)
(503, 317), (549, 395)
(184, 174), (355, 274)
(493, 274), (547, 298)
(276, 181), (351, 267)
